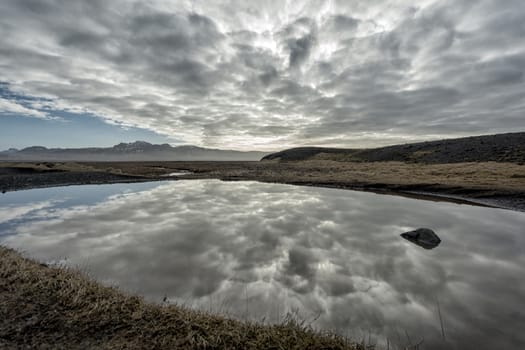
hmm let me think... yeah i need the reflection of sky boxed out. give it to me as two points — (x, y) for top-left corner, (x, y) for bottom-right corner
(1, 180), (524, 349)
(0, 182), (164, 235)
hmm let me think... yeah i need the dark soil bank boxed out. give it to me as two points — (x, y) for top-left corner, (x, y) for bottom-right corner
(0, 169), (151, 193)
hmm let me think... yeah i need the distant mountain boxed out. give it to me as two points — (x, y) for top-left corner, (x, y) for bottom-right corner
(262, 132), (525, 164)
(0, 141), (268, 161)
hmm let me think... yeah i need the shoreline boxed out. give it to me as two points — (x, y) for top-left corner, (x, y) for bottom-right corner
(1, 161), (524, 212)
(0, 246), (363, 349)
(2, 171), (524, 212)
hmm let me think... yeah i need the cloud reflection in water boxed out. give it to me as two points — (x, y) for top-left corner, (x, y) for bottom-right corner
(1, 180), (524, 349)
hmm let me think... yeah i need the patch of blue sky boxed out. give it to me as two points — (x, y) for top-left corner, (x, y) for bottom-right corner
(0, 83), (180, 149)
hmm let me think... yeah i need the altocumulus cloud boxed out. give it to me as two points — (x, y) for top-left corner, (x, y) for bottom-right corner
(0, 0), (524, 150)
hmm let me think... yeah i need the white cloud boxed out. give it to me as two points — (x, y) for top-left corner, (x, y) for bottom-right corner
(0, 98), (50, 119)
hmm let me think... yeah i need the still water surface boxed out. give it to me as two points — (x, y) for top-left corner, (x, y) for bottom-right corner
(1, 180), (524, 349)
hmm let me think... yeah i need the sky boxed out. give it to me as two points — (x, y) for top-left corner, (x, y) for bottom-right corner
(0, 0), (524, 151)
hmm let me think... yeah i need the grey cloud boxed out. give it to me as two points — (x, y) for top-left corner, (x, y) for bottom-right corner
(59, 30), (105, 48)
(279, 17), (317, 68)
(11, 0), (54, 13)
(288, 34), (316, 68)
(258, 66), (279, 86)
(321, 14), (360, 43)
(468, 54), (525, 87)
(129, 12), (224, 54)
(279, 17), (315, 38)
(0, 0), (524, 149)
(328, 15), (359, 32)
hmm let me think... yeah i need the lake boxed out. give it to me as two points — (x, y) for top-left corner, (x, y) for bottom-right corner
(1, 180), (524, 349)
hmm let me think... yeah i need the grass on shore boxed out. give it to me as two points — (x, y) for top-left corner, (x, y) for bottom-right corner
(0, 246), (368, 350)
(71, 160), (525, 191)
(2, 160), (525, 192)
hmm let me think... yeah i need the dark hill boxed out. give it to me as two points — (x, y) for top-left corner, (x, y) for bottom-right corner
(262, 132), (525, 164)
(261, 147), (360, 161)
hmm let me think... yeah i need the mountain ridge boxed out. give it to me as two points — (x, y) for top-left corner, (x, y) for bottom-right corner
(0, 141), (268, 161)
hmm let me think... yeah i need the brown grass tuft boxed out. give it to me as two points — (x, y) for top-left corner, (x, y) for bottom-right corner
(0, 246), (367, 349)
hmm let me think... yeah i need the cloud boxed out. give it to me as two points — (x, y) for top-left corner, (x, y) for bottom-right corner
(0, 97), (51, 119)
(0, 0), (524, 150)
(288, 35), (314, 67)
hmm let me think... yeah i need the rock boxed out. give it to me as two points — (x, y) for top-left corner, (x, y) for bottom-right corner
(401, 228), (441, 249)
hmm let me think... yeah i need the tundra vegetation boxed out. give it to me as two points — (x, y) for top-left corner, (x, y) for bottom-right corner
(0, 246), (369, 349)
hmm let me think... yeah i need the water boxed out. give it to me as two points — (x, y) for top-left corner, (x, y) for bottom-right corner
(160, 171), (193, 177)
(1, 180), (524, 349)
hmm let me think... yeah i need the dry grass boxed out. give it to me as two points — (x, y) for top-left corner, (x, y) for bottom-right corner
(254, 160), (525, 191)
(2, 160), (524, 191)
(96, 160), (525, 191)
(0, 246), (367, 350)
(2, 160), (524, 209)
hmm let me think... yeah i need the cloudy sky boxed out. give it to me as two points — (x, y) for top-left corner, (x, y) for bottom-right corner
(1, 0), (524, 151)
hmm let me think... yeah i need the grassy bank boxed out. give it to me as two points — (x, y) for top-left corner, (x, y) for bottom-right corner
(0, 246), (366, 349)
(2, 160), (524, 210)
(3, 160), (525, 191)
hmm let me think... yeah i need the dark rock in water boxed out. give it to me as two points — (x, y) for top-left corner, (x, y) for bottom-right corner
(401, 228), (441, 249)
